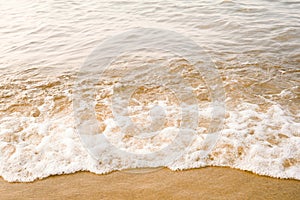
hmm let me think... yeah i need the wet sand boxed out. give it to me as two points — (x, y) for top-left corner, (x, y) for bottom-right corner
(0, 167), (299, 200)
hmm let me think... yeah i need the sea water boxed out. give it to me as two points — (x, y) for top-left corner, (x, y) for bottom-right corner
(0, 0), (299, 182)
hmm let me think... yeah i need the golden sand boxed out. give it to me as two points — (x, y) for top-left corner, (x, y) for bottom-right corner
(1, 167), (299, 200)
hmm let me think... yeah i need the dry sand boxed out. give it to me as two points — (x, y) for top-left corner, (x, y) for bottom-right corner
(0, 167), (299, 200)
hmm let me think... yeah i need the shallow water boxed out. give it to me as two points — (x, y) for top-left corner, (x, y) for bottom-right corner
(0, 0), (299, 182)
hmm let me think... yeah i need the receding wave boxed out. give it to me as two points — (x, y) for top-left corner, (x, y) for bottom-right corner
(0, 58), (299, 182)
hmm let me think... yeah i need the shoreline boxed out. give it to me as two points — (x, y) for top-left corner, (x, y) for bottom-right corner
(1, 167), (299, 199)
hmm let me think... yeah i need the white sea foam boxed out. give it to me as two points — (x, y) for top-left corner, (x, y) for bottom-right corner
(0, 94), (299, 182)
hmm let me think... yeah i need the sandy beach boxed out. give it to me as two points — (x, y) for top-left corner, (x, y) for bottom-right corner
(1, 1), (300, 199)
(1, 167), (299, 200)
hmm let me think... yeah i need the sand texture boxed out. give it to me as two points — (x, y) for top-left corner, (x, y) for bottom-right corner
(0, 167), (299, 200)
